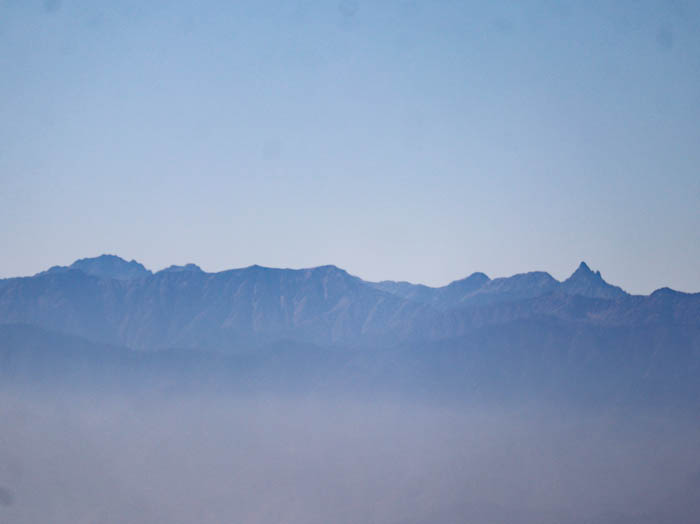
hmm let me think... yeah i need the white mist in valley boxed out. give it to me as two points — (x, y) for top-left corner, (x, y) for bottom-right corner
(1, 389), (699, 524)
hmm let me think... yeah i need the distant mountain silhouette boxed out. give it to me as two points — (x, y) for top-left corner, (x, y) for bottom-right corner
(2, 260), (429, 349)
(371, 264), (627, 308)
(158, 263), (204, 274)
(560, 261), (627, 299)
(2, 255), (700, 404)
(39, 254), (152, 280)
(371, 272), (489, 309)
(2, 255), (697, 353)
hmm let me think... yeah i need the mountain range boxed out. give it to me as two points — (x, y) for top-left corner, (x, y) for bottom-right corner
(1, 255), (698, 403)
(1, 254), (698, 352)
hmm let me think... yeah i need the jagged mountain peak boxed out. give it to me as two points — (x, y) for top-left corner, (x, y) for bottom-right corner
(570, 261), (602, 278)
(577, 260), (592, 272)
(562, 261), (627, 299)
(158, 263), (204, 274)
(39, 254), (152, 281)
(70, 255), (151, 280)
(479, 271), (557, 290)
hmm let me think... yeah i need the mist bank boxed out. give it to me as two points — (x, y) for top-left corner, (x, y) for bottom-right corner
(1, 388), (699, 524)
(2, 327), (699, 523)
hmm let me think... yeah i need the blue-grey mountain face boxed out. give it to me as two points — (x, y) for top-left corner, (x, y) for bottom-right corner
(1, 256), (697, 354)
(371, 265), (621, 308)
(372, 272), (490, 309)
(1, 255), (700, 410)
(158, 263), (204, 274)
(560, 261), (627, 299)
(39, 254), (152, 281)
(1, 260), (432, 350)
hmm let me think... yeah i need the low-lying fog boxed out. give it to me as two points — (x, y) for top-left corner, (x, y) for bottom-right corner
(1, 388), (699, 524)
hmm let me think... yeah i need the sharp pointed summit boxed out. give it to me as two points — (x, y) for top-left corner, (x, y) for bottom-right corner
(561, 261), (627, 299)
(576, 261), (592, 273)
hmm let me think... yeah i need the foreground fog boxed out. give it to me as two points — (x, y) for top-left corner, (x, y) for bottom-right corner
(1, 389), (699, 524)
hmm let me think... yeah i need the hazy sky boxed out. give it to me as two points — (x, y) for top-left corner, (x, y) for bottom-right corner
(1, 0), (698, 293)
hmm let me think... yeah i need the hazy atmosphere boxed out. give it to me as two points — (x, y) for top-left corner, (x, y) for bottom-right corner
(2, 391), (699, 524)
(1, 0), (699, 293)
(2, 1), (699, 523)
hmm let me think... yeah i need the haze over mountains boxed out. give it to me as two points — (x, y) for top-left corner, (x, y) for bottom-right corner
(2, 256), (700, 524)
(1, 254), (698, 405)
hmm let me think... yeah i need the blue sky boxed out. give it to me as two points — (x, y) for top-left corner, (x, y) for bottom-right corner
(1, 0), (699, 293)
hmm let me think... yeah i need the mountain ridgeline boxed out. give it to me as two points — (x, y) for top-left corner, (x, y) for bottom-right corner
(1, 255), (696, 349)
(1, 255), (699, 403)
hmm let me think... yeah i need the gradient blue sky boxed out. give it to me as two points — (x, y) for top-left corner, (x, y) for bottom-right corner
(1, 0), (699, 293)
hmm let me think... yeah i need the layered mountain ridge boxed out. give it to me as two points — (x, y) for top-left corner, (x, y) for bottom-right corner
(1, 255), (697, 353)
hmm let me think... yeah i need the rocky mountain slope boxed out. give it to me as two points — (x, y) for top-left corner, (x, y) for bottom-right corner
(1, 256), (697, 354)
